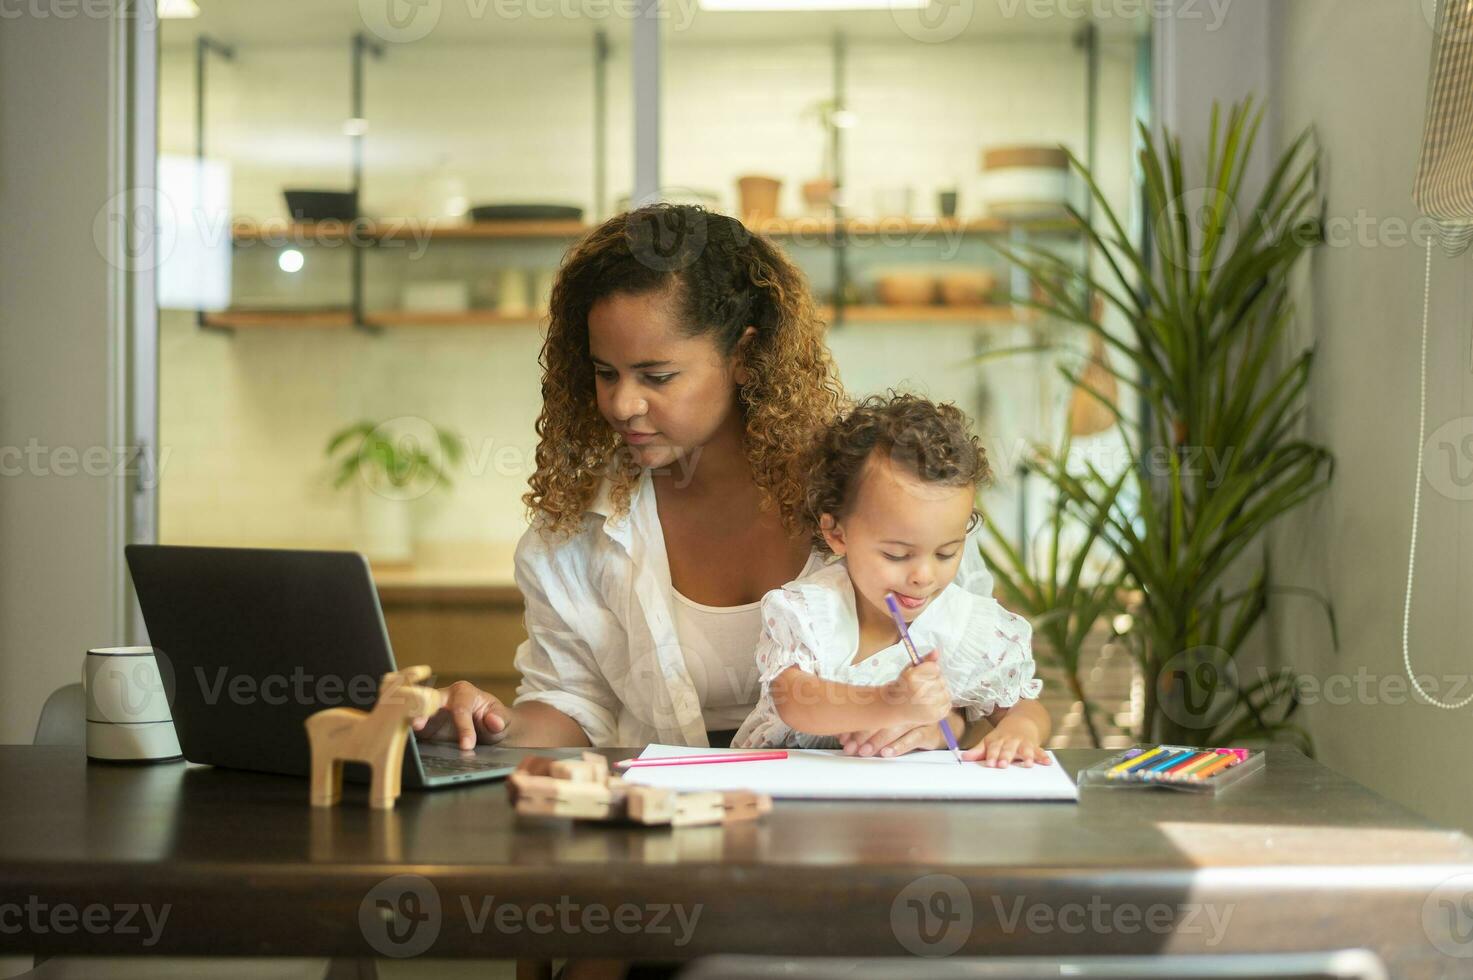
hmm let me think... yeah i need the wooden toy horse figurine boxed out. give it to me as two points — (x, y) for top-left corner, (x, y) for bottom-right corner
(304, 665), (444, 809)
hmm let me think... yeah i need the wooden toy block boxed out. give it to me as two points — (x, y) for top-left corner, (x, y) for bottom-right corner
(508, 754), (773, 828)
(509, 772), (600, 798)
(516, 792), (617, 821)
(549, 752), (610, 785)
(719, 791), (772, 823)
(508, 756), (556, 791)
(509, 758), (613, 806)
(582, 751), (610, 783)
(548, 760), (595, 782)
(510, 772), (619, 820)
(669, 791), (728, 827)
(303, 665), (444, 810)
(625, 785), (678, 825)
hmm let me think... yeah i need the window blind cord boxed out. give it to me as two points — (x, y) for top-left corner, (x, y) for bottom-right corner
(1402, 236), (1473, 708)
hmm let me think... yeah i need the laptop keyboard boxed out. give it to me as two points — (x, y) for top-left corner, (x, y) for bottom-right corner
(417, 744), (582, 778)
(421, 755), (509, 775)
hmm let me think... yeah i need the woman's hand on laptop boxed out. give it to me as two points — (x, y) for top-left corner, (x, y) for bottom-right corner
(411, 681), (510, 750)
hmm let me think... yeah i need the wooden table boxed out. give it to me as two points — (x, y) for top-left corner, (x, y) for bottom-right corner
(2, 746), (1472, 978)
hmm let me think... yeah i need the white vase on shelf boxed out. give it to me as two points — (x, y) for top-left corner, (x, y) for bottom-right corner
(357, 484), (413, 565)
(420, 154), (468, 221)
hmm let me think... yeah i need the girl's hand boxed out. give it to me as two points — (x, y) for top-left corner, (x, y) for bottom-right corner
(411, 680), (512, 750)
(882, 650), (952, 726)
(962, 726), (1052, 769)
(840, 709), (964, 758)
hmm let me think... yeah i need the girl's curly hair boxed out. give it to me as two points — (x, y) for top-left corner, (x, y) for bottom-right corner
(524, 203), (846, 536)
(805, 391), (992, 553)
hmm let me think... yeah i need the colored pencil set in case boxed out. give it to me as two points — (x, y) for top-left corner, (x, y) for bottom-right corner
(1077, 745), (1266, 794)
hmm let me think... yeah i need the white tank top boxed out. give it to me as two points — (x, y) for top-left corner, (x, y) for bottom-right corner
(670, 588), (764, 732)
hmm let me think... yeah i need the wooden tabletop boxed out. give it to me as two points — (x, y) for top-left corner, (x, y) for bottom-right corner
(2, 745), (1471, 975)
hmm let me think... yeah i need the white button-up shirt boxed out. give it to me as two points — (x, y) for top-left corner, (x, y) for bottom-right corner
(511, 468), (997, 747)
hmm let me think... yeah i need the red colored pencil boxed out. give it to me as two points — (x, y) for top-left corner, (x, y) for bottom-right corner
(615, 750), (789, 770)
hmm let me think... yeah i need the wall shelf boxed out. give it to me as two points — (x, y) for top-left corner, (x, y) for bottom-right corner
(225, 215), (1079, 246)
(364, 310), (546, 327)
(201, 308), (542, 329)
(200, 309), (355, 329)
(200, 305), (1029, 330)
(406, 219), (588, 240)
(230, 222), (354, 244)
(229, 219), (589, 245)
(758, 216), (1080, 238)
(371, 306), (1027, 326)
(197, 29), (1098, 336)
(819, 304), (1026, 325)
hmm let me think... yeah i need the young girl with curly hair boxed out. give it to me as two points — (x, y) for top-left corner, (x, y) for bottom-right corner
(411, 205), (1007, 753)
(733, 392), (1053, 767)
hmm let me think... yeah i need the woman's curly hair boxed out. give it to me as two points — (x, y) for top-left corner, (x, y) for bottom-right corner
(524, 203), (845, 536)
(805, 391), (992, 553)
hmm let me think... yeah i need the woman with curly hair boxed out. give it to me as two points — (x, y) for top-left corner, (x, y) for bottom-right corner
(410, 204), (997, 751)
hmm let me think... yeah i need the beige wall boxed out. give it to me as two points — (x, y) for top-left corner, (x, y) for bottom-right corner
(0, 10), (132, 745)
(1270, 0), (1473, 835)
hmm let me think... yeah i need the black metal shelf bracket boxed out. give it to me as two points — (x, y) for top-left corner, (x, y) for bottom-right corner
(594, 30), (610, 222)
(195, 34), (236, 334)
(831, 30), (847, 331)
(350, 32), (386, 334)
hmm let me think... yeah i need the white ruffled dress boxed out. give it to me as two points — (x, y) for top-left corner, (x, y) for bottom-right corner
(732, 559), (1042, 750)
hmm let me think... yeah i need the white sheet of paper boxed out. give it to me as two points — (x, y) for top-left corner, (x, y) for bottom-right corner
(620, 744), (1079, 801)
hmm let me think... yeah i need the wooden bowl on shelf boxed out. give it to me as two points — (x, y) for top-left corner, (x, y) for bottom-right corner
(874, 271), (937, 306)
(938, 270), (998, 306)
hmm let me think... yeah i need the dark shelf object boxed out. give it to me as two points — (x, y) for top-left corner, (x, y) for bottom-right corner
(283, 190), (357, 223)
(468, 204), (583, 222)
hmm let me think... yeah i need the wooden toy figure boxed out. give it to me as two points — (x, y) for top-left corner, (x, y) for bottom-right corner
(507, 752), (773, 827)
(304, 665), (444, 809)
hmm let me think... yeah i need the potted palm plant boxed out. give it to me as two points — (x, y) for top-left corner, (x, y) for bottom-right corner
(990, 97), (1335, 750)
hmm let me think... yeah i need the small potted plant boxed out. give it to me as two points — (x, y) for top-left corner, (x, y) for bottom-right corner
(325, 417), (465, 564)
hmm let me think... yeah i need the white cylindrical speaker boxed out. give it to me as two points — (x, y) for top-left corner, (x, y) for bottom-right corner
(83, 646), (182, 763)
